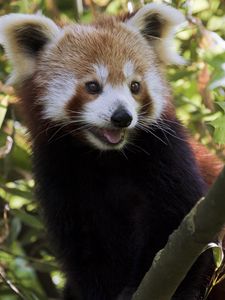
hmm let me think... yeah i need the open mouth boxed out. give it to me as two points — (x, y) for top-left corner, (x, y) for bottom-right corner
(88, 127), (126, 145)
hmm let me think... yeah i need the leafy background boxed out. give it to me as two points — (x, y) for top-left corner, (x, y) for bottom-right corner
(0, 0), (224, 299)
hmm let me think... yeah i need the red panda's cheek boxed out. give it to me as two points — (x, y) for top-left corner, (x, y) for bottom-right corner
(141, 69), (169, 121)
(34, 71), (78, 121)
(65, 85), (99, 119)
(133, 85), (154, 118)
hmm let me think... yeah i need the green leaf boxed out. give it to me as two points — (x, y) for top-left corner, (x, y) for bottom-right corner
(11, 209), (43, 230)
(3, 186), (34, 201)
(204, 242), (224, 269)
(30, 260), (58, 272)
(210, 76), (225, 90)
(209, 115), (225, 144)
(215, 102), (225, 112)
(213, 246), (224, 270)
(6, 217), (22, 245)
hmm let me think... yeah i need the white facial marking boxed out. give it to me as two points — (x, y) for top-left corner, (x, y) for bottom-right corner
(123, 61), (134, 78)
(144, 68), (168, 119)
(40, 73), (77, 120)
(83, 84), (138, 129)
(94, 64), (109, 84)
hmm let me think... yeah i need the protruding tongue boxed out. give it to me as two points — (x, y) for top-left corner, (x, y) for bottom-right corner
(102, 129), (122, 144)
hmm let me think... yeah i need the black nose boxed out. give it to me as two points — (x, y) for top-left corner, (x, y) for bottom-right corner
(111, 107), (133, 128)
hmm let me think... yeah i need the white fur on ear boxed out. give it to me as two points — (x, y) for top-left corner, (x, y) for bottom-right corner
(0, 14), (60, 84)
(126, 3), (186, 65)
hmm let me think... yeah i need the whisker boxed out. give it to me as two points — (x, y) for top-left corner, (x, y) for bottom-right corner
(136, 120), (169, 145)
(127, 141), (151, 156)
(48, 122), (72, 142)
(138, 102), (152, 110)
(146, 128), (167, 145)
(51, 124), (92, 143)
(65, 109), (84, 115)
(120, 149), (128, 160)
(137, 116), (186, 143)
(32, 120), (67, 141)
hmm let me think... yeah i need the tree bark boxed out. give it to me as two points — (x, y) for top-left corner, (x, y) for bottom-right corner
(132, 166), (225, 300)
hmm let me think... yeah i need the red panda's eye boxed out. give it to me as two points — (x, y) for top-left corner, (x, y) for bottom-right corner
(85, 81), (102, 94)
(130, 81), (141, 94)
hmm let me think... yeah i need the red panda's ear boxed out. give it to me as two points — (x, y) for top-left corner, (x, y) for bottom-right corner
(125, 3), (186, 65)
(0, 14), (60, 85)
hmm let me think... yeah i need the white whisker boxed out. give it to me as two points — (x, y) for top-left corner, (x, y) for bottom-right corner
(127, 141), (151, 156)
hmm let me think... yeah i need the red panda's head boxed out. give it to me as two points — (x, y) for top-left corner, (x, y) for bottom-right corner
(0, 4), (185, 150)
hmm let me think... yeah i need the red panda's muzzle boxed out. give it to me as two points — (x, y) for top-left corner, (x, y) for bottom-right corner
(102, 128), (125, 144)
(88, 127), (125, 145)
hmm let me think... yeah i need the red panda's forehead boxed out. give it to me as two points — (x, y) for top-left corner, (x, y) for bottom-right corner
(47, 23), (153, 84)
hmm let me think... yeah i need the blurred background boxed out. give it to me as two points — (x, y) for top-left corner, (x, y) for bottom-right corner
(0, 0), (225, 299)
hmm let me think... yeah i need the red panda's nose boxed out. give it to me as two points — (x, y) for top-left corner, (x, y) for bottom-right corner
(111, 107), (133, 128)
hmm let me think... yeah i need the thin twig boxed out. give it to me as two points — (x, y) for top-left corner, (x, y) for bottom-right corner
(0, 269), (26, 300)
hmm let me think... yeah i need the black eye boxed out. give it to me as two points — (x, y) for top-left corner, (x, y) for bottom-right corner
(85, 81), (102, 94)
(130, 81), (141, 94)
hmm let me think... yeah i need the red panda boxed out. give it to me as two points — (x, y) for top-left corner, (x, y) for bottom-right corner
(0, 3), (223, 300)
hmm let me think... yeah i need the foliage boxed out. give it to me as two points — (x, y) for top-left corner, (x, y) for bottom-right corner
(0, 0), (224, 299)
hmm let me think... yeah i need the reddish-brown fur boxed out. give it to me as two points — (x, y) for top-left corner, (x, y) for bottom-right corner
(190, 141), (223, 186)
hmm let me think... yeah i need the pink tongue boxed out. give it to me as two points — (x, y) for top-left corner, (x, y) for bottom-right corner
(102, 129), (122, 144)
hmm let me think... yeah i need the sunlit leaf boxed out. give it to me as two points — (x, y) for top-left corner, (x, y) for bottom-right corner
(215, 102), (225, 112)
(204, 242), (224, 269)
(0, 97), (8, 129)
(209, 115), (225, 144)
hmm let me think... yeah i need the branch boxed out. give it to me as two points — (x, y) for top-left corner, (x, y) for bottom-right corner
(0, 269), (26, 300)
(132, 166), (225, 300)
